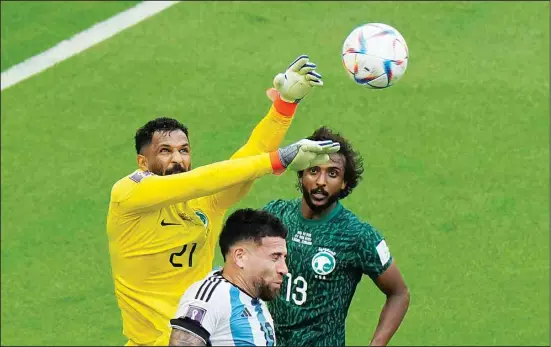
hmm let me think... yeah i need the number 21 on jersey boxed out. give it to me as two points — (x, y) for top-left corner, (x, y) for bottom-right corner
(284, 273), (308, 305)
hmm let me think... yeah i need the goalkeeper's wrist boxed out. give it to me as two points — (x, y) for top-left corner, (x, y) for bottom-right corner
(269, 151), (286, 175)
(273, 93), (299, 117)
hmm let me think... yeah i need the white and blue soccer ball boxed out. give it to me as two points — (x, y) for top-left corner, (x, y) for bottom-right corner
(342, 23), (409, 89)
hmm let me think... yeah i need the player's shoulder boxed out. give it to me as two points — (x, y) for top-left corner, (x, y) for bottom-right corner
(175, 271), (232, 324)
(337, 205), (385, 240)
(110, 170), (153, 202)
(263, 198), (299, 215)
(182, 270), (232, 304)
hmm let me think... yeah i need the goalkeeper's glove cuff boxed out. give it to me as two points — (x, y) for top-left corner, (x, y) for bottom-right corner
(269, 151), (286, 175)
(273, 91), (299, 117)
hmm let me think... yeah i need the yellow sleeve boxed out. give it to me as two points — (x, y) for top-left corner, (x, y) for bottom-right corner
(205, 98), (298, 211)
(111, 153), (275, 215)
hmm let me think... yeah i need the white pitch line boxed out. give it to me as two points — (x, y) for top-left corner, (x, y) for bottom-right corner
(1, 1), (179, 91)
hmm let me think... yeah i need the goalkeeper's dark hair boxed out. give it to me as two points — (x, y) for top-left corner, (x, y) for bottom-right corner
(297, 126), (364, 199)
(134, 117), (189, 154)
(219, 209), (288, 261)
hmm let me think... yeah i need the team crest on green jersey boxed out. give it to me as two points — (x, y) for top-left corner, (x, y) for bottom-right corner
(312, 251), (336, 276)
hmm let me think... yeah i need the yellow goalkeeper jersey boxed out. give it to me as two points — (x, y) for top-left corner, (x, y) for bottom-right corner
(106, 101), (296, 346)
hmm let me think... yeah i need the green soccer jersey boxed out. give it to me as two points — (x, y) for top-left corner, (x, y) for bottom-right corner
(263, 198), (392, 347)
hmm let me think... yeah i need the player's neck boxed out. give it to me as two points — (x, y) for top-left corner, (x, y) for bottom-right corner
(300, 199), (338, 220)
(220, 267), (257, 299)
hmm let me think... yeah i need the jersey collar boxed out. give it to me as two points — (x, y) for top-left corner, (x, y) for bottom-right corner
(297, 200), (344, 225)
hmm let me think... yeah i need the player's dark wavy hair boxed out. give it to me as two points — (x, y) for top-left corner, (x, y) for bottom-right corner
(297, 126), (364, 199)
(219, 209), (288, 261)
(134, 117), (189, 154)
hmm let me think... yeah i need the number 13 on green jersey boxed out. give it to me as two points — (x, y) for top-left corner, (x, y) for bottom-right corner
(264, 199), (392, 346)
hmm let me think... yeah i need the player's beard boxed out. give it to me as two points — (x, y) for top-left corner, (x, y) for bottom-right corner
(164, 164), (187, 175)
(254, 275), (281, 302)
(302, 184), (340, 213)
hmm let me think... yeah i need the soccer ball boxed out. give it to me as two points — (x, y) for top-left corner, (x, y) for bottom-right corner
(341, 23), (409, 89)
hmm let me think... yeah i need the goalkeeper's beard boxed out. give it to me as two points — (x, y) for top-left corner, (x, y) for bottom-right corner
(152, 163), (187, 176)
(302, 184), (340, 213)
(165, 164), (187, 175)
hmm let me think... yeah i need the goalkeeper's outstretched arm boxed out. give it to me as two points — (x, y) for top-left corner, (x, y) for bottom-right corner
(207, 55), (324, 211)
(112, 154), (275, 215)
(111, 140), (339, 215)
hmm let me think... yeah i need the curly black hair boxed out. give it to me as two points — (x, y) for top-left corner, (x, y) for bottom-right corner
(218, 208), (288, 261)
(297, 126), (364, 199)
(134, 117), (189, 154)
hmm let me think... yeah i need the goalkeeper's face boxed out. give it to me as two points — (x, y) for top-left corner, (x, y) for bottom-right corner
(244, 237), (288, 301)
(140, 130), (192, 176)
(301, 153), (346, 213)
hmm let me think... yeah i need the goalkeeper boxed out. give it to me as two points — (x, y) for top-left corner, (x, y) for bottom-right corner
(106, 55), (334, 346)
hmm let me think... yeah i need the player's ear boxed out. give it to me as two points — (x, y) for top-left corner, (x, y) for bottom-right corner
(233, 247), (246, 269)
(137, 154), (148, 171)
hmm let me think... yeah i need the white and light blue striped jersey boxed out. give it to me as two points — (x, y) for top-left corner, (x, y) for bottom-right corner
(171, 270), (276, 346)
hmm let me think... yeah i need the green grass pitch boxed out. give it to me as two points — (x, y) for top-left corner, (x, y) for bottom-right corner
(0, 0), (140, 72)
(1, 1), (549, 345)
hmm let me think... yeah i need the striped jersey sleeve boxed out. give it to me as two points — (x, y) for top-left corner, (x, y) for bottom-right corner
(171, 272), (227, 343)
(171, 271), (276, 346)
